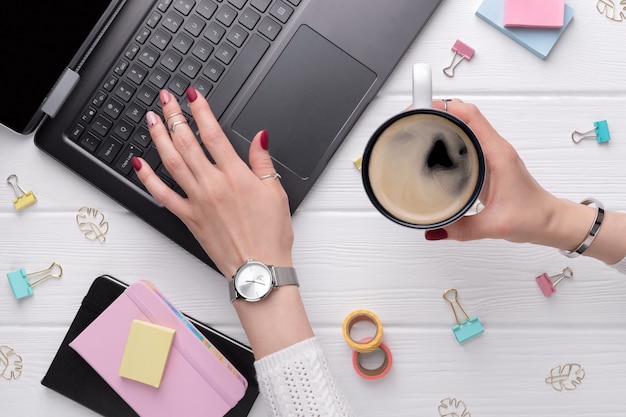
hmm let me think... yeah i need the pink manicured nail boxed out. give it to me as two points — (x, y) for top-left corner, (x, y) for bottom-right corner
(131, 157), (142, 171)
(425, 229), (448, 241)
(159, 90), (171, 106)
(146, 111), (159, 127)
(186, 87), (198, 103)
(260, 130), (269, 150)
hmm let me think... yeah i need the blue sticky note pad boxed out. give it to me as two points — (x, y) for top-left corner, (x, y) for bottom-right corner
(476, 0), (575, 59)
(452, 317), (484, 343)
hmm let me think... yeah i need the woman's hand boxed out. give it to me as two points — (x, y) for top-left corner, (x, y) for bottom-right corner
(132, 88), (294, 278)
(426, 99), (584, 247)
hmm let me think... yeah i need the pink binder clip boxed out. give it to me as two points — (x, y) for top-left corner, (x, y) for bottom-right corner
(536, 267), (573, 297)
(443, 40), (475, 77)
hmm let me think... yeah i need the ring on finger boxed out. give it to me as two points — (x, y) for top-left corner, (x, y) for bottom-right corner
(166, 111), (185, 124)
(169, 120), (188, 132)
(442, 99), (452, 112)
(259, 173), (282, 180)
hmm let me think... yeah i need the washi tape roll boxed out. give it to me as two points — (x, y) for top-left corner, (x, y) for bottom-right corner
(352, 338), (392, 380)
(342, 310), (383, 354)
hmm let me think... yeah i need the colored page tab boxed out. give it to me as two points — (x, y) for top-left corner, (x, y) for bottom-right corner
(504, 0), (565, 28)
(476, 0), (575, 59)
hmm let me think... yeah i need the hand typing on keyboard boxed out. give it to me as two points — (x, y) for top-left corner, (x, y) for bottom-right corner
(132, 88), (294, 280)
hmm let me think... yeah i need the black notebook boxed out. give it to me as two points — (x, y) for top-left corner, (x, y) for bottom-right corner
(41, 275), (258, 417)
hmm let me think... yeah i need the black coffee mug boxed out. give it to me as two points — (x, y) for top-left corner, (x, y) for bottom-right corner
(361, 64), (486, 229)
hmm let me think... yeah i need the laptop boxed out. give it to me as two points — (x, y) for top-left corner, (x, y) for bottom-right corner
(2, 0), (442, 271)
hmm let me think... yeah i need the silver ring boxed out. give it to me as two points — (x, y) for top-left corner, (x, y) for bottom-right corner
(166, 111), (185, 124)
(259, 173), (282, 180)
(442, 99), (452, 112)
(169, 120), (188, 132)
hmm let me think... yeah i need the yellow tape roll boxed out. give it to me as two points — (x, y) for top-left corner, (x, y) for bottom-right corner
(342, 310), (383, 354)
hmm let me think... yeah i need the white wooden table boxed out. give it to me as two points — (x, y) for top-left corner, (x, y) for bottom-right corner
(2, 1), (626, 416)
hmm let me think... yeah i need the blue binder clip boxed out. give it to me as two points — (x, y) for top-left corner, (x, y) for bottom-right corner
(571, 120), (610, 144)
(443, 288), (484, 344)
(6, 262), (63, 299)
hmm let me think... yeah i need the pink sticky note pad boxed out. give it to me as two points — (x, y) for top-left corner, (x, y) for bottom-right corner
(504, 0), (565, 28)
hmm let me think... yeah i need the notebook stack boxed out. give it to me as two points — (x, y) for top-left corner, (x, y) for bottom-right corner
(41, 276), (259, 417)
(476, 0), (575, 59)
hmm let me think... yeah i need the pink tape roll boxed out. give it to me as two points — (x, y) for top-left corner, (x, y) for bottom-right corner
(352, 337), (392, 380)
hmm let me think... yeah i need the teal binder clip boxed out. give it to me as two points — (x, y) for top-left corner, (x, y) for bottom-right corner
(571, 120), (610, 144)
(7, 262), (63, 299)
(443, 288), (484, 344)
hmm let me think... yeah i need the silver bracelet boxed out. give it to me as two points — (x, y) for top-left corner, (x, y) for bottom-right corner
(559, 198), (605, 258)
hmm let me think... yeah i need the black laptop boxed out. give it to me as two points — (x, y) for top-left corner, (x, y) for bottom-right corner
(2, 0), (442, 271)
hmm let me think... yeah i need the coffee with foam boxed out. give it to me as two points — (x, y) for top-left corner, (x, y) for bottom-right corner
(365, 112), (481, 226)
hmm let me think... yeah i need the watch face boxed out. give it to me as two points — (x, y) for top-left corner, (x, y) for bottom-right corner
(234, 261), (273, 301)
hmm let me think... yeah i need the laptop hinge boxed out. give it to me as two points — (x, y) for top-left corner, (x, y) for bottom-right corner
(40, 68), (80, 118)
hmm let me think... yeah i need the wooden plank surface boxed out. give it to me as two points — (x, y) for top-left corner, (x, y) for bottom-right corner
(2, 0), (626, 416)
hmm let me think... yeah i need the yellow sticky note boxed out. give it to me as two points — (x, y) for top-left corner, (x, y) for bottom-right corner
(119, 319), (175, 388)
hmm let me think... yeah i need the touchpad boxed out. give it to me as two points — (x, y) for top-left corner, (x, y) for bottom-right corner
(232, 25), (376, 179)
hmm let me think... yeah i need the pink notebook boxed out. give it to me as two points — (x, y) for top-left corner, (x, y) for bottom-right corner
(70, 280), (248, 417)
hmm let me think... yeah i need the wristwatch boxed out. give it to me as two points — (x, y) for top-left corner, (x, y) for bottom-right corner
(229, 260), (299, 302)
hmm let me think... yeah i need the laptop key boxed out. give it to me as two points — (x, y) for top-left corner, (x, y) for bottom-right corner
(208, 33), (269, 119)
(133, 127), (152, 148)
(228, 0), (247, 10)
(184, 14), (206, 36)
(215, 42), (237, 65)
(103, 97), (124, 119)
(239, 8), (261, 30)
(257, 16), (281, 40)
(80, 133), (101, 153)
(115, 143), (143, 175)
(197, 0), (218, 19)
(216, 4), (238, 27)
(204, 22), (226, 44)
(125, 102), (147, 123)
(250, 0), (271, 13)
(149, 66), (171, 88)
(169, 74), (190, 96)
(69, 124), (85, 142)
(97, 137), (123, 164)
(163, 11), (184, 33)
(114, 80), (136, 102)
(227, 24), (249, 47)
(270, 1), (294, 24)
(157, 0), (173, 12)
(114, 119), (135, 140)
(93, 115), (113, 136)
(174, 0), (196, 16)
(203, 59), (225, 81)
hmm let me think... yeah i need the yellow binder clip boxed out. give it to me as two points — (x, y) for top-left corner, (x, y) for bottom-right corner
(7, 175), (37, 210)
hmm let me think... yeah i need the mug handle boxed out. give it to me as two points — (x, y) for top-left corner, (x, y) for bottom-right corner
(412, 63), (432, 110)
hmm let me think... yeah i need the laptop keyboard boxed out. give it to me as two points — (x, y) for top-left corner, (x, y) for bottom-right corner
(67, 0), (300, 194)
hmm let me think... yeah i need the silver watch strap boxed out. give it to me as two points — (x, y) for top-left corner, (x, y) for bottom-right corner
(228, 280), (237, 302)
(271, 266), (299, 287)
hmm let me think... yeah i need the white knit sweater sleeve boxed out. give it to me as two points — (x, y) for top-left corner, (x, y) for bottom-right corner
(253, 337), (355, 417)
(609, 255), (626, 274)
